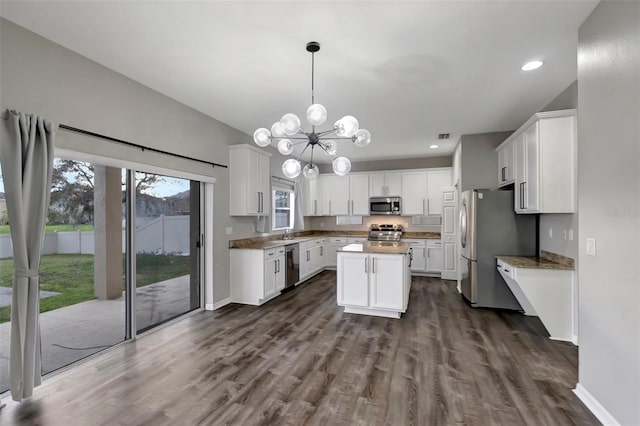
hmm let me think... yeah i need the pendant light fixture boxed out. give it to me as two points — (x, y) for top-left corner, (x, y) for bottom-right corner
(253, 41), (371, 179)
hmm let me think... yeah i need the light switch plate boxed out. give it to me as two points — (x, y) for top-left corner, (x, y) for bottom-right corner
(548, 228), (553, 238)
(568, 230), (574, 241)
(225, 227), (233, 235)
(586, 238), (596, 256)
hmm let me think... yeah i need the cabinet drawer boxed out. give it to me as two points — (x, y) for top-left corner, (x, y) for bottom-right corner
(497, 260), (515, 279)
(276, 247), (286, 255)
(330, 237), (347, 243)
(405, 239), (426, 247)
(264, 249), (276, 259)
(427, 240), (441, 247)
(347, 238), (368, 244)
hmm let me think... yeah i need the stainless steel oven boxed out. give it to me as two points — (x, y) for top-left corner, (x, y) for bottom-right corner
(369, 197), (402, 215)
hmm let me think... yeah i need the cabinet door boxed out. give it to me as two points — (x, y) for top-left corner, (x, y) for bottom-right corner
(264, 258), (277, 297)
(524, 122), (540, 212)
(505, 142), (515, 182)
(319, 176), (332, 215)
(514, 133), (527, 213)
(369, 173), (386, 197)
(426, 245), (443, 273)
(401, 171), (427, 215)
(409, 246), (426, 271)
(337, 253), (369, 307)
(426, 170), (452, 215)
(325, 244), (338, 267)
(303, 178), (321, 216)
(441, 188), (458, 280)
(321, 176), (349, 215)
(258, 153), (270, 215)
(275, 255), (285, 291)
(369, 255), (404, 310)
(246, 150), (260, 214)
(300, 249), (310, 279)
(385, 173), (402, 196)
(349, 174), (370, 215)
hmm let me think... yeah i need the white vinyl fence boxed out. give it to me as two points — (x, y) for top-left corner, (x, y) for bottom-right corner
(0, 215), (189, 259)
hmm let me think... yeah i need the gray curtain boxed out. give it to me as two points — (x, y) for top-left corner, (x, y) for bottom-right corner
(0, 110), (57, 401)
(293, 180), (305, 231)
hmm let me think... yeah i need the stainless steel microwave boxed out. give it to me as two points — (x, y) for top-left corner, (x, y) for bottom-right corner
(369, 197), (402, 215)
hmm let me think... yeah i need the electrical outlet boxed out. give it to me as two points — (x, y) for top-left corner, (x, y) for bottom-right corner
(548, 228), (553, 238)
(225, 227), (233, 236)
(586, 238), (596, 256)
(568, 230), (574, 241)
(563, 230), (568, 240)
(320, 222), (324, 227)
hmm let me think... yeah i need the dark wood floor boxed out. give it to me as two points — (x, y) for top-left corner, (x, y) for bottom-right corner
(1, 272), (599, 426)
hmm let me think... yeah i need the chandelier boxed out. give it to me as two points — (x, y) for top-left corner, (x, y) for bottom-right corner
(252, 41), (371, 179)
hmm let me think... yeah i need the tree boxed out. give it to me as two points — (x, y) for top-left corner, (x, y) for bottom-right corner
(49, 160), (163, 225)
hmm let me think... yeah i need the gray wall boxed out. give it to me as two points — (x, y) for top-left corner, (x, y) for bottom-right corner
(459, 131), (512, 192)
(317, 156), (451, 174)
(0, 18), (269, 304)
(577, 2), (639, 424)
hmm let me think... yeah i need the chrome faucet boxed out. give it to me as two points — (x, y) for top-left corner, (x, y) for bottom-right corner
(282, 229), (292, 240)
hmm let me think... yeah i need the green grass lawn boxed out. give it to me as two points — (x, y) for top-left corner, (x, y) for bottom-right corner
(0, 224), (94, 234)
(0, 253), (190, 323)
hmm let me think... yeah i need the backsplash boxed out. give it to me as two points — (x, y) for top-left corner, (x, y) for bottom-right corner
(305, 216), (441, 233)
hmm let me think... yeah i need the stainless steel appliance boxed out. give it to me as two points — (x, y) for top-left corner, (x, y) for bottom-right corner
(369, 197), (402, 215)
(368, 224), (403, 241)
(284, 243), (299, 289)
(460, 189), (536, 310)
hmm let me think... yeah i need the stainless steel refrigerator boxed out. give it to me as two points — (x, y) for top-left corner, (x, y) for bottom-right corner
(459, 189), (536, 310)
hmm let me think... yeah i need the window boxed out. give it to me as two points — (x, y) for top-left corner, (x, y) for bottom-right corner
(272, 187), (294, 230)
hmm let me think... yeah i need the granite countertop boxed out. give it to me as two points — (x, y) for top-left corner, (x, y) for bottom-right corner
(338, 242), (411, 255)
(496, 255), (574, 271)
(229, 231), (440, 249)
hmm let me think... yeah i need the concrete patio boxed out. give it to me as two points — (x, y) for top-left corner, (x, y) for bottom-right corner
(0, 275), (194, 393)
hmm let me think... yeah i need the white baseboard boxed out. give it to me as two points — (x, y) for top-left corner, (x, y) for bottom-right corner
(205, 298), (231, 311)
(573, 383), (620, 426)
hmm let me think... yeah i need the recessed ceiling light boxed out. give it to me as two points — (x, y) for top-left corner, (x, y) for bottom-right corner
(521, 60), (544, 71)
(429, 144), (439, 149)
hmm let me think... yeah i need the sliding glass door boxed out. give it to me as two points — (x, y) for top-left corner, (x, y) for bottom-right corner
(134, 172), (200, 333)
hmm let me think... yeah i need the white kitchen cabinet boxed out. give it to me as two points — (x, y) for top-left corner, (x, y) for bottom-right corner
(426, 240), (443, 273)
(230, 246), (284, 305)
(299, 238), (326, 280)
(229, 144), (271, 216)
(440, 187), (458, 281)
(369, 172), (402, 197)
(498, 109), (576, 214)
(349, 174), (370, 215)
(302, 177), (323, 216)
(320, 175), (349, 215)
(404, 239), (427, 272)
(325, 237), (348, 268)
(401, 171), (427, 215)
(426, 169), (452, 215)
(497, 141), (515, 187)
(337, 251), (410, 318)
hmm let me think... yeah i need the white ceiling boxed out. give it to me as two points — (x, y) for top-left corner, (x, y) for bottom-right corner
(0, 1), (598, 163)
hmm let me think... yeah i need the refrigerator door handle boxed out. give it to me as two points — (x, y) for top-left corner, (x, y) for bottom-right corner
(460, 200), (467, 249)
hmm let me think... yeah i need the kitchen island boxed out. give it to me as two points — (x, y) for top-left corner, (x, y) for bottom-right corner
(337, 241), (411, 319)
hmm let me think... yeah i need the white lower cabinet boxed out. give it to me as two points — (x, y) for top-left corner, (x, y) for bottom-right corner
(300, 238), (326, 281)
(231, 247), (285, 305)
(404, 239), (427, 272)
(325, 237), (347, 268)
(426, 240), (443, 273)
(337, 252), (410, 318)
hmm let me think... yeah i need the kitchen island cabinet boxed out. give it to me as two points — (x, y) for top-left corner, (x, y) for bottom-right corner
(337, 242), (411, 319)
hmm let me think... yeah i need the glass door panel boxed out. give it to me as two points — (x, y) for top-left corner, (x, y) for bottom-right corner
(134, 172), (200, 333)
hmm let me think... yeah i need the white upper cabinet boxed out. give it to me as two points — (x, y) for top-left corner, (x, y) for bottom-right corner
(426, 169), (452, 215)
(229, 144), (271, 216)
(349, 174), (370, 215)
(302, 177), (322, 216)
(401, 171), (427, 215)
(500, 110), (576, 214)
(370, 172), (402, 197)
(497, 140), (515, 187)
(321, 175), (350, 215)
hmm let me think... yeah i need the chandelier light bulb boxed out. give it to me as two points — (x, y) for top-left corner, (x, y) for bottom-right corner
(302, 163), (320, 179)
(280, 113), (301, 136)
(323, 140), (337, 155)
(277, 139), (293, 155)
(306, 103), (328, 126)
(282, 158), (302, 179)
(354, 129), (371, 147)
(332, 156), (351, 176)
(253, 128), (271, 147)
(334, 115), (359, 138)
(271, 121), (286, 138)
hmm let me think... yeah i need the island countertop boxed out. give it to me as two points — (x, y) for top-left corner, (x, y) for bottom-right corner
(338, 242), (411, 255)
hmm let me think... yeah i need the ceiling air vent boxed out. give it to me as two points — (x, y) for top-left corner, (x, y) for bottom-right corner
(438, 133), (450, 140)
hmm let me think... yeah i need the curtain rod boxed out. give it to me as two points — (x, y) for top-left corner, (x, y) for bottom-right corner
(58, 124), (227, 169)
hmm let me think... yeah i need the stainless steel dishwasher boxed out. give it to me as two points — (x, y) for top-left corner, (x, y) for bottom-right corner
(284, 243), (299, 290)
